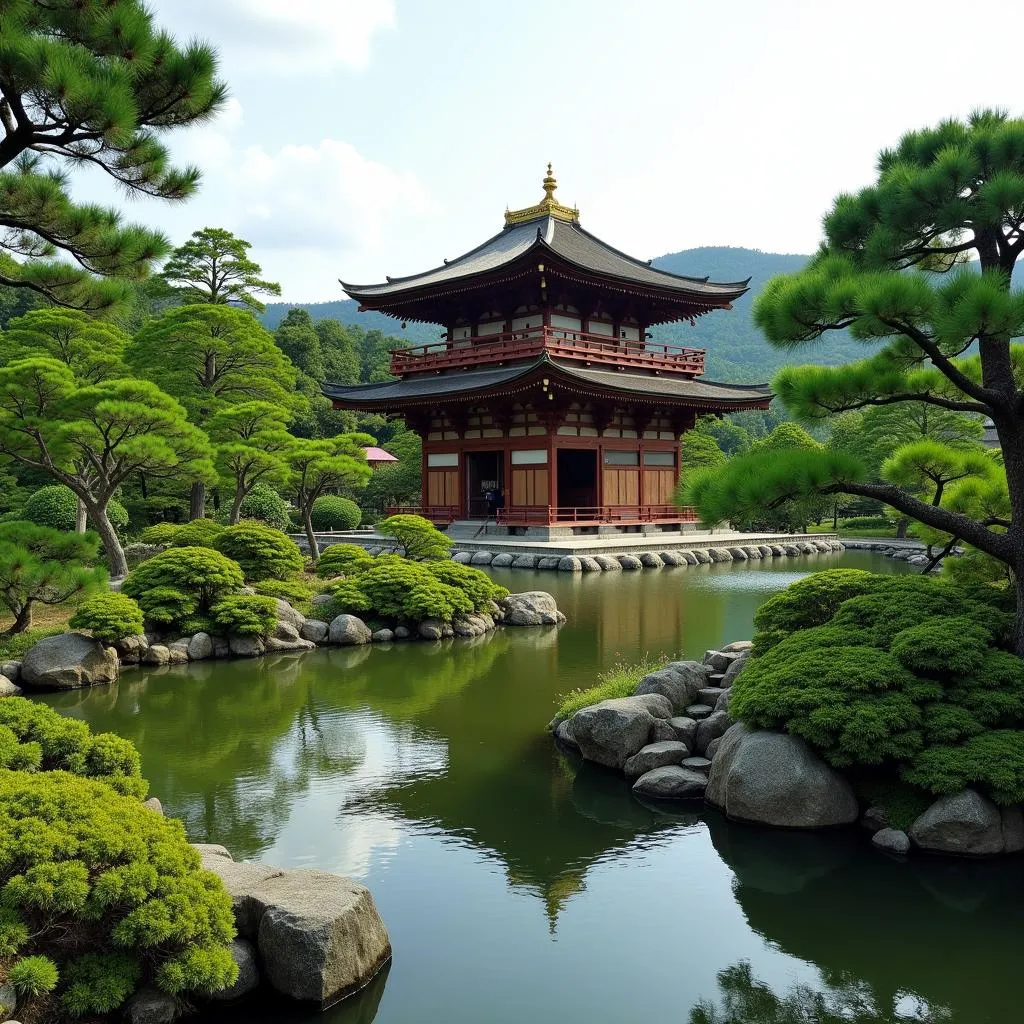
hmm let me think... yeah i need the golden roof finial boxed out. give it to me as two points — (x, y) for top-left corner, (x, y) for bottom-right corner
(505, 162), (579, 227)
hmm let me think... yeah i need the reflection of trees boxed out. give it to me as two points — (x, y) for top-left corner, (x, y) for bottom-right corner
(691, 961), (951, 1024)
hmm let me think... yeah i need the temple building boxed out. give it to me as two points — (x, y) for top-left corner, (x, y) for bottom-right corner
(325, 167), (771, 536)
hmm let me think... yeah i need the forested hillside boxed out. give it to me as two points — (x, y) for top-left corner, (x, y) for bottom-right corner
(260, 246), (880, 381)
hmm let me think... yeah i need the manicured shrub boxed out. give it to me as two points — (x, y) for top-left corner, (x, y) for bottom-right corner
(316, 543), (374, 578)
(903, 731), (1024, 805)
(841, 515), (895, 530)
(122, 547), (244, 630)
(890, 617), (991, 678)
(23, 485), (129, 534)
(0, 699), (145, 797)
(232, 483), (291, 531)
(377, 514), (452, 560)
(168, 517), (225, 548)
(212, 521), (304, 582)
(921, 703), (985, 745)
(252, 578), (315, 607)
(138, 522), (181, 545)
(320, 579), (372, 617)
(355, 557), (472, 622)
(946, 650), (1024, 727)
(427, 560), (509, 610)
(69, 592), (145, 643)
(310, 495), (361, 531)
(0, 771), (237, 1017)
(753, 569), (880, 637)
(210, 594), (278, 636)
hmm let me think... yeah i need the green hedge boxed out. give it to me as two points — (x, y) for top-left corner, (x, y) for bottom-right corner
(316, 543), (373, 578)
(69, 592), (145, 643)
(310, 495), (361, 531)
(224, 483), (291, 531)
(212, 521), (304, 582)
(23, 485), (129, 534)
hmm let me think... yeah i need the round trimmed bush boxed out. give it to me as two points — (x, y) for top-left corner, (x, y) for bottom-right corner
(890, 617), (992, 678)
(211, 594), (278, 636)
(212, 521), (304, 581)
(0, 770), (237, 1018)
(168, 518), (224, 548)
(753, 569), (880, 639)
(321, 579), (372, 618)
(69, 592), (145, 643)
(903, 730), (1024, 805)
(22, 485), (129, 534)
(428, 561), (508, 610)
(252, 578), (315, 606)
(138, 522), (181, 545)
(310, 495), (361, 532)
(216, 483), (291, 531)
(316, 543), (374, 579)
(355, 557), (473, 622)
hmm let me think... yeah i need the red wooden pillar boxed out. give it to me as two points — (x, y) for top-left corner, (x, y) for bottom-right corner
(547, 431), (558, 524)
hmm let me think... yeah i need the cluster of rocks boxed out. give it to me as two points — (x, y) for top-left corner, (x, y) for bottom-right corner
(2, 592), (564, 694)
(842, 539), (956, 570)
(456, 539), (842, 573)
(120, 835), (391, 1023)
(552, 641), (1024, 860)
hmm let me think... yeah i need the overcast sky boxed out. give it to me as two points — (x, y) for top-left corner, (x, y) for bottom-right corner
(94, 0), (1024, 301)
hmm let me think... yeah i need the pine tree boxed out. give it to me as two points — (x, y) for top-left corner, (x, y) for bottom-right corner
(0, 2), (226, 311)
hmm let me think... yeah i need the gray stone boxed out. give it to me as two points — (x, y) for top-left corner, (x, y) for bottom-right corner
(20, 632), (118, 690)
(558, 556), (583, 572)
(638, 552), (663, 568)
(783, 544), (801, 556)
(273, 621), (301, 642)
(491, 553), (514, 567)
(143, 797), (163, 816)
(814, 540), (833, 553)
(187, 632), (214, 661)
(658, 551), (683, 566)
(568, 696), (663, 769)
(393, 626), (410, 639)
(681, 756), (712, 774)
(708, 547), (733, 562)
(0, 983), (15, 1022)
(311, 592), (334, 606)
(617, 554), (643, 570)
(695, 709), (731, 754)
(1002, 806), (1024, 853)
(300, 619), (330, 644)
(720, 640), (753, 655)
(910, 789), (1005, 856)
(212, 635), (230, 658)
(209, 939), (260, 1002)
(0, 660), (19, 683)
(649, 718), (677, 743)
(632, 765), (708, 800)
(125, 987), (177, 1024)
(668, 716), (698, 748)
(452, 617), (482, 637)
(707, 724), (859, 828)
(704, 736), (723, 761)
(114, 634), (148, 665)
(500, 591), (563, 627)
(470, 551), (494, 566)
(371, 628), (394, 643)
(166, 642), (191, 664)
(593, 554), (622, 571)
(329, 614), (372, 646)
(678, 550), (699, 565)
(692, 549), (712, 564)
(770, 544), (786, 556)
(743, 546), (762, 559)
(758, 545), (774, 557)
(623, 740), (690, 780)
(704, 649), (741, 673)
(452, 550), (473, 564)
(872, 828), (911, 856)
(228, 635), (265, 657)
(861, 806), (889, 833)
(727, 546), (748, 560)
(274, 599), (305, 630)
(685, 703), (713, 720)
(714, 688), (733, 714)
(0, 675), (22, 697)
(512, 554), (538, 569)
(264, 636), (316, 653)
(418, 619), (444, 641)
(633, 660), (708, 713)
(537, 556), (562, 570)
(579, 556), (602, 572)
(554, 718), (579, 750)
(798, 541), (817, 554)
(698, 686), (725, 705)
(722, 654), (749, 688)
(142, 644), (170, 666)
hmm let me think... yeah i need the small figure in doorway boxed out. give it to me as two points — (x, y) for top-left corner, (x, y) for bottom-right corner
(484, 488), (497, 517)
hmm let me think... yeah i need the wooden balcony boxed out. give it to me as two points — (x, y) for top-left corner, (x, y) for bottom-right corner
(390, 326), (705, 377)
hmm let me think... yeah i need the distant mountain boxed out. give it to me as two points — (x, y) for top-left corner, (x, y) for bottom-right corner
(261, 246), (871, 383)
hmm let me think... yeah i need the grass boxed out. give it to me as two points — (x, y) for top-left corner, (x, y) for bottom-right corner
(0, 625), (67, 661)
(555, 652), (673, 720)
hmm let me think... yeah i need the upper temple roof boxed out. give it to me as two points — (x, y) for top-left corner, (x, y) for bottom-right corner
(340, 167), (750, 309)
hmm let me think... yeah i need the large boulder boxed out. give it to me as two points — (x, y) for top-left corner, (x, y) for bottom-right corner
(20, 632), (118, 690)
(638, 552), (663, 568)
(692, 549), (712, 564)
(633, 660), (708, 714)
(228, 635), (265, 658)
(593, 554), (622, 571)
(909, 789), (1005, 856)
(491, 553), (514, 567)
(500, 592), (564, 626)
(623, 740), (689, 780)
(707, 548), (732, 562)
(125, 987), (177, 1024)
(632, 766), (708, 800)
(617, 554), (643, 570)
(187, 632), (214, 661)
(568, 695), (669, 769)
(537, 556), (561, 570)
(0, 675), (22, 697)
(558, 556), (582, 572)
(579, 556), (601, 572)
(114, 633), (148, 665)
(512, 554), (538, 569)
(470, 551), (494, 566)
(329, 614), (372, 645)
(141, 644), (170, 666)
(706, 724), (859, 828)
(300, 619), (330, 644)
(274, 599), (306, 630)
(695, 709), (731, 755)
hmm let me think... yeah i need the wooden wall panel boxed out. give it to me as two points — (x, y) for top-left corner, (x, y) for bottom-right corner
(642, 468), (676, 506)
(603, 468), (639, 506)
(427, 470), (458, 507)
(512, 468), (549, 507)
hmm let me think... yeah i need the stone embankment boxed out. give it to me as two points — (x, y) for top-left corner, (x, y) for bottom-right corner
(456, 539), (843, 572)
(0, 592), (564, 694)
(552, 644), (1024, 859)
(841, 539), (957, 569)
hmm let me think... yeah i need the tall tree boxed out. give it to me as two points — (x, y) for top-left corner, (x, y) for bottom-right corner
(129, 304), (298, 517)
(315, 319), (360, 385)
(686, 111), (1024, 652)
(160, 228), (281, 312)
(0, 359), (214, 576)
(0, 3), (226, 311)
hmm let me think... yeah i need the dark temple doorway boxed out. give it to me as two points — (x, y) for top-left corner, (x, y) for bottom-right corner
(557, 449), (598, 510)
(465, 450), (504, 518)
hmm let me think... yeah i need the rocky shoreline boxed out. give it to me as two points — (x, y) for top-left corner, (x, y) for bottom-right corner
(0, 591), (565, 694)
(552, 644), (1024, 859)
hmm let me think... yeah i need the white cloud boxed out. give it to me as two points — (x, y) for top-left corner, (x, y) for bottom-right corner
(164, 0), (396, 74)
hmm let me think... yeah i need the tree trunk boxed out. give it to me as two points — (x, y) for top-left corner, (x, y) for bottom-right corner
(190, 481), (206, 521)
(303, 507), (320, 561)
(90, 503), (129, 579)
(895, 517), (909, 539)
(75, 497), (88, 534)
(230, 485), (245, 525)
(6, 604), (32, 635)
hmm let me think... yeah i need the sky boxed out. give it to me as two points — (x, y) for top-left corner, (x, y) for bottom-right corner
(84, 0), (1024, 301)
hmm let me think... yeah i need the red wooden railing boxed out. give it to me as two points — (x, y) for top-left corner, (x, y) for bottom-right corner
(390, 326), (705, 377)
(497, 504), (699, 526)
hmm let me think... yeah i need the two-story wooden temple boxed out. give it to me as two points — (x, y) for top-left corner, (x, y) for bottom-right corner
(325, 167), (771, 537)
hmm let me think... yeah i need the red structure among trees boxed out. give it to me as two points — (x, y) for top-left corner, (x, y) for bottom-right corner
(326, 167), (771, 536)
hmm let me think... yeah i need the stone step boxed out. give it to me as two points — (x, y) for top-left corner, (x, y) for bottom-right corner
(698, 686), (725, 705)
(681, 756), (712, 775)
(685, 703), (714, 720)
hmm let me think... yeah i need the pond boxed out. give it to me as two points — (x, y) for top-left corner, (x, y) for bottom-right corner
(40, 551), (1023, 1024)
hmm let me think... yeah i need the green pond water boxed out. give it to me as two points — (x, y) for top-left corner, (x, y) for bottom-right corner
(40, 551), (1024, 1024)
